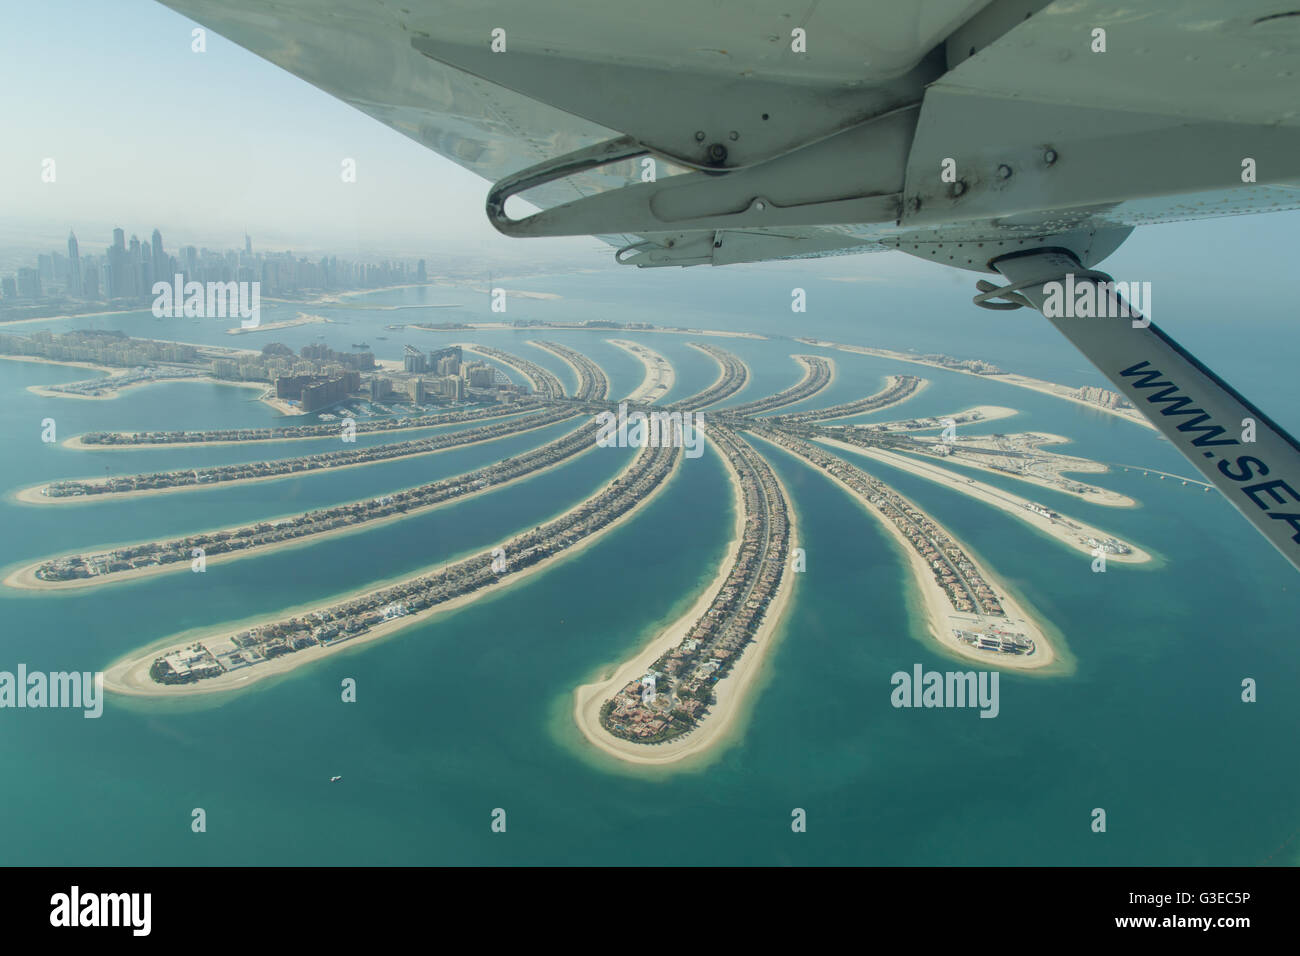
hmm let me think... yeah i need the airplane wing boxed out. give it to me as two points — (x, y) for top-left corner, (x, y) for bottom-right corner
(157, 0), (1300, 571)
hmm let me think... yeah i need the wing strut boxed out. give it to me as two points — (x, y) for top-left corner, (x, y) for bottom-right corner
(986, 248), (1300, 573)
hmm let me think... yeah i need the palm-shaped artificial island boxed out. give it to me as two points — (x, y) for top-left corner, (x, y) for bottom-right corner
(4, 326), (1153, 765)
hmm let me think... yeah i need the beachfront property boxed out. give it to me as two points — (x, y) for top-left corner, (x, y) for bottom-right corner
(598, 425), (791, 744)
(147, 440), (681, 686)
(31, 335), (1083, 706)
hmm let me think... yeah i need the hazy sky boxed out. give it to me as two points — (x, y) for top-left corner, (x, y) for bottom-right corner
(2, 0), (1298, 294)
(0, 0), (607, 258)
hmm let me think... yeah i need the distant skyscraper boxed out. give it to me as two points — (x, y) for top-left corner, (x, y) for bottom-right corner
(417, 259), (426, 282)
(127, 235), (143, 298)
(1, 276), (16, 300)
(16, 267), (42, 300)
(67, 231), (81, 298)
(245, 233), (252, 255)
(112, 227), (125, 250)
(151, 229), (167, 285)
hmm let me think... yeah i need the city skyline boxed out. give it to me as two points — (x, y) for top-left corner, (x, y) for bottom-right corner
(0, 223), (436, 313)
(0, 0), (610, 258)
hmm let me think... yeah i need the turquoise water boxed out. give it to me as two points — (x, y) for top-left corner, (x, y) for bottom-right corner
(2, 278), (1298, 865)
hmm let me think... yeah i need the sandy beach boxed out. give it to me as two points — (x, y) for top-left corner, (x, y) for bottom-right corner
(527, 340), (610, 400)
(456, 343), (558, 397)
(815, 436), (1150, 562)
(1, 354), (121, 375)
(799, 338), (1154, 430)
(304, 282), (432, 304)
(608, 339), (675, 404)
(680, 343), (731, 409)
(27, 376), (266, 402)
(103, 443), (681, 697)
(757, 353), (837, 413)
(806, 374), (932, 422)
(417, 321), (765, 340)
(223, 312), (330, 335)
(62, 404), (531, 449)
(0, 307), (143, 326)
(572, 431), (799, 766)
(7, 421), (597, 592)
(751, 432), (1062, 673)
(867, 403), (1017, 431)
(14, 411), (580, 505)
(898, 430), (1136, 506)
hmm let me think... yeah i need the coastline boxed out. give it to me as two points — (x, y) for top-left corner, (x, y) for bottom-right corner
(800, 338), (1155, 430)
(526, 339), (609, 400)
(223, 312), (330, 335)
(865, 403), (1017, 431)
(679, 342), (742, 410)
(608, 339), (675, 404)
(815, 436), (1150, 563)
(103, 443), (680, 697)
(809, 374), (932, 422)
(61, 405), (532, 449)
(751, 432), (1061, 673)
(572, 431), (799, 766)
(13, 411), (579, 505)
(414, 321), (765, 340)
(894, 430), (1136, 506)
(6, 422), (596, 592)
(27, 376), (266, 402)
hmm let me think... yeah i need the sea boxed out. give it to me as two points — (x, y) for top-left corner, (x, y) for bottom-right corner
(1, 266), (1297, 865)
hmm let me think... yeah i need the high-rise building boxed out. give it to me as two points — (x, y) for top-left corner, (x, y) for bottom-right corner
(151, 230), (167, 285)
(417, 259), (426, 282)
(245, 233), (252, 255)
(403, 345), (428, 373)
(67, 232), (81, 298)
(434, 374), (465, 401)
(112, 227), (125, 250)
(464, 362), (497, 388)
(1, 276), (16, 299)
(16, 267), (42, 300)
